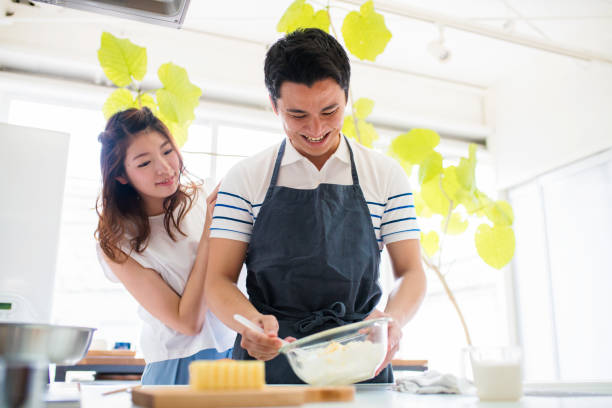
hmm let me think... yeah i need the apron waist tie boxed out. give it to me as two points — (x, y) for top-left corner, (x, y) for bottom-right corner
(294, 301), (361, 334)
(251, 300), (366, 334)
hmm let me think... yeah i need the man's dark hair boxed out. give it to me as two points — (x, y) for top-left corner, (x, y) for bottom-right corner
(264, 28), (350, 107)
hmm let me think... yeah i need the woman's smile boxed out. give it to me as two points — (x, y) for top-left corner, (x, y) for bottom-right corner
(156, 175), (176, 187)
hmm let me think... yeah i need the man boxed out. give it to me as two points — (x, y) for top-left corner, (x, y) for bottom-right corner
(205, 28), (426, 384)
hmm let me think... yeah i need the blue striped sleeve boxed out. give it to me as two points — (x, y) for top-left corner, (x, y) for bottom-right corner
(210, 189), (253, 243)
(381, 164), (420, 245)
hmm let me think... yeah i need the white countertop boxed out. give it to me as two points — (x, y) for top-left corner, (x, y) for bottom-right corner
(46, 383), (612, 408)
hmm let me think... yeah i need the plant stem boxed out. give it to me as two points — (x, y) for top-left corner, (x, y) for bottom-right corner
(436, 174), (453, 272)
(430, 176), (472, 345)
(181, 150), (246, 158)
(438, 199), (453, 272)
(423, 254), (473, 346)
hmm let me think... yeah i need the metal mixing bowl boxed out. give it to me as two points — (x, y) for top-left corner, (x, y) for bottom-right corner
(0, 322), (95, 365)
(280, 317), (390, 385)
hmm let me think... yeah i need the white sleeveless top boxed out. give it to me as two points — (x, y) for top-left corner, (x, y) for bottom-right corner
(96, 189), (236, 363)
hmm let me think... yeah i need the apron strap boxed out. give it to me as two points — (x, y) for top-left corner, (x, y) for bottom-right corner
(344, 135), (361, 186)
(269, 139), (286, 188)
(263, 139), (286, 204)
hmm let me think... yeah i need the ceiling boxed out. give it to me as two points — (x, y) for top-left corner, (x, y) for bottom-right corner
(0, 0), (610, 142)
(2, 0), (611, 90)
(180, 0), (612, 87)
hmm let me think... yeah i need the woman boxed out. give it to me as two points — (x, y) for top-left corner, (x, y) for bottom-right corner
(95, 107), (235, 385)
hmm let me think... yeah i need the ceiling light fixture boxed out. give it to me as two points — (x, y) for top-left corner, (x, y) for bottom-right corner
(502, 18), (516, 33)
(427, 25), (451, 63)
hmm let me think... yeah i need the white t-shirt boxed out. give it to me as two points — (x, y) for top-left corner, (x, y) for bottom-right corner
(97, 188), (236, 363)
(210, 136), (420, 248)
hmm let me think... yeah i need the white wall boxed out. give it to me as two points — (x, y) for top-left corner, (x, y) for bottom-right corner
(486, 56), (612, 189)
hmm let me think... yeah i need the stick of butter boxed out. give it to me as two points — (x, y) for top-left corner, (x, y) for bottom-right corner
(189, 359), (265, 390)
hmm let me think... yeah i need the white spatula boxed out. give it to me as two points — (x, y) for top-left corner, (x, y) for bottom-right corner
(233, 314), (289, 346)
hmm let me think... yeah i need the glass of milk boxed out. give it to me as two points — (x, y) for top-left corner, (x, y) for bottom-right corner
(469, 346), (523, 401)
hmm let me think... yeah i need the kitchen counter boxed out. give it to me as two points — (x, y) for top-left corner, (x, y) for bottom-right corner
(46, 383), (612, 408)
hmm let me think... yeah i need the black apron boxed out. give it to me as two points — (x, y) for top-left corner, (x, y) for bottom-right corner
(232, 137), (393, 384)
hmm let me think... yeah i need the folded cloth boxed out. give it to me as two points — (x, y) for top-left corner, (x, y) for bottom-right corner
(394, 370), (471, 394)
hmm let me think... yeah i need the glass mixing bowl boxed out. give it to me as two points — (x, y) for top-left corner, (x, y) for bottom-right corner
(279, 317), (390, 385)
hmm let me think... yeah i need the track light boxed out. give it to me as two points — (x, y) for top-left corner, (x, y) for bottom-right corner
(428, 25), (451, 63)
(502, 19), (516, 33)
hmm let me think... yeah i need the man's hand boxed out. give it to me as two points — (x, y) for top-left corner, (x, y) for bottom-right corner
(239, 314), (296, 361)
(365, 309), (402, 376)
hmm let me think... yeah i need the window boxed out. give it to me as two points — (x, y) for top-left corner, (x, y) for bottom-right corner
(509, 148), (612, 382)
(215, 124), (285, 182)
(181, 123), (213, 183)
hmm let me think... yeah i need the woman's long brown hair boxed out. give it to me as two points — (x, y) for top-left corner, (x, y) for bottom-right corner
(95, 107), (199, 263)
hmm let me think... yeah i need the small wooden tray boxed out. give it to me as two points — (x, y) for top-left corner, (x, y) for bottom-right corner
(132, 385), (355, 408)
(87, 349), (136, 357)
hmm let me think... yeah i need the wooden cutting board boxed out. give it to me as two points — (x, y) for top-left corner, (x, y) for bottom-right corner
(132, 385), (355, 407)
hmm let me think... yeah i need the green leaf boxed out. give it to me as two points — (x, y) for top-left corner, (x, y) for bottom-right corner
(342, 116), (379, 148)
(441, 166), (462, 203)
(419, 151), (443, 185)
(156, 62), (202, 125)
(312, 10), (330, 32)
(355, 120), (378, 148)
(341, 0), (392, 61)
(484, 200), (514, 226)
(98, 32), (147, 87)
(136, 93), (157, 112)
(475, 224), (516, 269)
(471, 190), (493, 217)
(389, 128), (440, 165)
(167, 121), (190, 148)
(342, 115), (356, 138)
(102, 88), (136, 120)
(456, 143), (477, 192)
(421, 231), (440, 257)
(457, 189), (480, 214)
(397, 157), (413, 177)
(158, 110), (190, 148)
(421, 174), (452, 215)
(445, 212), (469, 235)
(277, 0), (330, 33)
(354, 97), (375, 119)
(414, 192), (432, 218)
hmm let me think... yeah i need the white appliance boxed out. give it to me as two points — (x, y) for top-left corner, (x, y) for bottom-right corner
(0, 122), (70, 323)
(32, 0), (191, 28)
